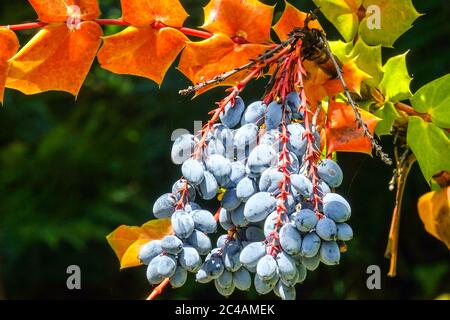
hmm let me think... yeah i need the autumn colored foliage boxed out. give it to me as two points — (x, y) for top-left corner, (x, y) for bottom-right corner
(1, 0), (449, 299)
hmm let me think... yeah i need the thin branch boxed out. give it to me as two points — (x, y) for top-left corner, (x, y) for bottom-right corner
(179, 37), (296, 96)
(321, 35), (392, 165)
(384, 148), (416, 277)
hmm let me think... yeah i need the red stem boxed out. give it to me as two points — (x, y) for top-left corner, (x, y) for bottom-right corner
(5, 19), (214, 40)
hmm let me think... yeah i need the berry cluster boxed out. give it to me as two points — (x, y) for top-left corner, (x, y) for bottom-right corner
(140, 92), (353, 300)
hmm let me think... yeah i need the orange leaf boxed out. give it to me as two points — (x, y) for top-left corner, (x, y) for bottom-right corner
(202, 0), (274, 43)
(106, 219), (173, 269)
(121, 0), (188, 27)
(98, 26), (187, 85)
(418, 187), (450, 250)
(29, 0), (100, 22)
(303, 61), (330, 107)
(326, 100), (380, 155)
(6, 22), (102, 96)
(178, 34), (268, 93)
(0, 28), (19, 104)
(273, 1), (322, 41)
(325, 59), (371, 96)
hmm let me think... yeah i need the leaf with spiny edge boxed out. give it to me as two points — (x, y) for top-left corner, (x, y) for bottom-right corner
(379, 52), (412, 103)
(6, 22), (102, 97)
(0, 28), (19, 104)
(273, 1), (322, 42)
(410, 74), (450, 129)
(120, 0), (189, 27)
(407, 117), (450, 184)
(326, 100), (380, 155)
(359, 0), (422, 47)
(98, 26), (187, 85)
(324, 58), (371, 96)
(373, 101), (402, 136)
(28, 0), (100, 22)
(202, 0), (274, 43)
(312, 0), (362, 42)
(106, 218), (172, 269)
(178, 34), (269, 95)
(349, 38), (383, 87)
(418, 187), (450, 250)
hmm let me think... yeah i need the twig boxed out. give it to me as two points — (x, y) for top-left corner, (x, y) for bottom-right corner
(321, 35), (392, 165)
(384, 147), (416, 277)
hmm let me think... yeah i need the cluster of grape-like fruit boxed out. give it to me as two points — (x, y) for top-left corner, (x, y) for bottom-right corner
(139, 93), (353, 300)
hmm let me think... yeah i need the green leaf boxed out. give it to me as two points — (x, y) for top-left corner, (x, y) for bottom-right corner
(373, 101), (401, 136)
(411, 74), (450, 129)
(313, 0), (362, 42)
(379, 52), (412, 103)
(359, 0), (422, 47)
(407, 117), (450, 183)
(329, 40), (353, 62)
(349, 38), (383, 87)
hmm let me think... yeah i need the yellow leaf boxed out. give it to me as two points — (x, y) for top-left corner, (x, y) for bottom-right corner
(418, 187), (450, 250)
(106, 219), (172, 269)
(6, 22), (102, 97)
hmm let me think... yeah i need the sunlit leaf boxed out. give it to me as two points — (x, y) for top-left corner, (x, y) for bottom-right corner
(329, 40), (353, 61)
(121, 0), (188, 27)
(418, 187), (450, 250)
(325, 59), (371, 96)
(303, 61), (330, 107)
(410, 74), (450, 129)
(312, 0), (362, 42)
(359, 0), (422, 47)
(349, 38), (383, 87)
(379, 52), (412, 103)
(29, 0), (100, 22)
(273, 1), (322, 42)
(0, 28), (19, 104)
(326, 100), (380, 155)
(6, 22), (102, 97)
(373, 101), (402, 136)
(98, 26), (187, 85)
(106, 219), (172, 269)
(407, 117), (450, 183)
(202, 0), (274, 43)
(178, 34), (268, 93)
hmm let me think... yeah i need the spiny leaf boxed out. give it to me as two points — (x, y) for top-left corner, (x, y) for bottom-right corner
(373, 101), (402, 136)
(329, 40), (353, 61)
(312, 0), (362, 42)
(418, 187), (450, 250)
(98, 26), (187, 85)
(0, 28), (19, 104)
(303, 61), (330, 107)
(410, 74), (450, 129)
(379, 52), (412, 103)
(121, 0), (188, 27)
(178, 34), (268, 94)
(106, 219), (172, 269)
(349, 38), (383, 87)
(325, 59), (371, 96)
(6, 22), (102, 97)
(202, 0), (274, 43)
(29, 0), (100, 22)
(326, 100), (380, 155)
(407, 117), (450, 184)
(359, 0), (422, 47)
(273, 1), (322, 42)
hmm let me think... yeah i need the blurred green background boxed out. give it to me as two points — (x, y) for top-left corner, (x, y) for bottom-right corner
(0, 0), (449, 300)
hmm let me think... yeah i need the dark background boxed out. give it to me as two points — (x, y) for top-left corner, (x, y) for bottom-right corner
(0, 0), (449, 300)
